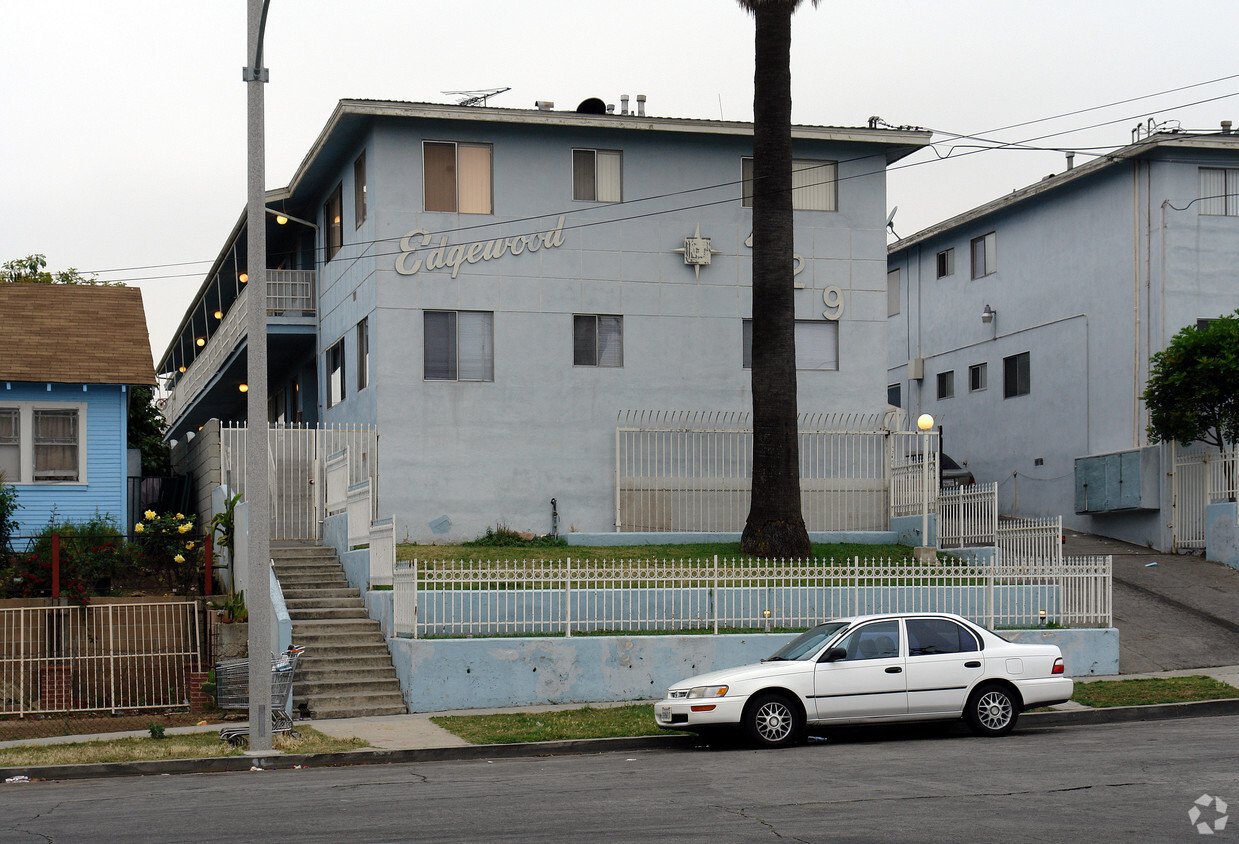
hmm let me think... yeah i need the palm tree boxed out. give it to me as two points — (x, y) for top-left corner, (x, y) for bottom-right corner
(738, 0), (816, 558)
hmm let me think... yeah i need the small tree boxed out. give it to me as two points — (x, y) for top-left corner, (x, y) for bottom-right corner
(1, 254), (118, 286)
(1144, 313), (1239, 466)
(129, 386), (170, 476)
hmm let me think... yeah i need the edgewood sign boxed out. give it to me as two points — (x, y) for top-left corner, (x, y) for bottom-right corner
(396, 216), (566, 278)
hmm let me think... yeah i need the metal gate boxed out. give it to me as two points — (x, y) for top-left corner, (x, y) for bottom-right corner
(1172, 443), (1239, 551)
(221, 423), (378, 540)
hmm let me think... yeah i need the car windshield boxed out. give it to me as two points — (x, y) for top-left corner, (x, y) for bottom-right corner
(765, 622), (850, 661)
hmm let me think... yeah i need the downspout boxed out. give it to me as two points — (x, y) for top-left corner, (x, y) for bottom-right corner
(1131, 160), (1142, 449)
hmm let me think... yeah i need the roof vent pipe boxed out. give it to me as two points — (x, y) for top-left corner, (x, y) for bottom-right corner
(1223, 120), (1233, 134)
(1066, 153), (1075, 170)
(636, 94), (646, 117)
(620, 94), (629, 115)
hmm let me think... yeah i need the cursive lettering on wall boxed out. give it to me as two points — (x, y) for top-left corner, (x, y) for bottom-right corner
(396, 216), (567, 278)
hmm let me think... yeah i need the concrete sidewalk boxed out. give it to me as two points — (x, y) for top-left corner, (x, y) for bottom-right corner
(4, 667), (1237, 754)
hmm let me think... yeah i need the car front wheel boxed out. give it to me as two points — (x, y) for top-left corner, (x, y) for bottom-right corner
(965, 684), (1019, 737)
(743, 693), (803, 749)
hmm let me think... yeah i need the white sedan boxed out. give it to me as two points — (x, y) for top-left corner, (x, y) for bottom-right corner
(655, 612), (1073, 748)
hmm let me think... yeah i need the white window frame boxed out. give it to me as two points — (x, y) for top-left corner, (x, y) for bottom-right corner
(936, 248), (954, 278)
(424, 310), (495, 382)
(327, 338), (346, 407)
(969, 362), (987, 393)
(357, 317), (370, 391)
(573, 314), (624, 367)
(743, 319), (839, 371)
(423, 141), (493, 214)
(0, 402), (87, 485)
(572, 149), (622, 203)
(742, 157), (838, 211)
(1199, 167), (1239, 216)
(936, 370), (955, 400)
(971, 232), (997, 279)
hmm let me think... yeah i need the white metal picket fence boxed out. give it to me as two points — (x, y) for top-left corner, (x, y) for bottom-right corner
(937, 482), (998, 548)
(998, 516), (1063, 565)
(393, 555), (1111, 638)
(221, 423), (377, 540)
(1173, 443), (1239, 551)
(0, 602), (203, 715)
(615, 410), (924, 532)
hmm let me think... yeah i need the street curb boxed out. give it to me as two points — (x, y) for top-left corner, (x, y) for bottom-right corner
(4, 699), (1239, 782)
(1021, 696), (1239, 727)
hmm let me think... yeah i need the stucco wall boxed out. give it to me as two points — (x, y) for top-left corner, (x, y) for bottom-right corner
(306, 120), (901, 542)
(385, 628), (1118, 712)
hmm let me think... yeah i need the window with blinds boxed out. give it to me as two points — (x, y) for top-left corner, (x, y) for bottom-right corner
(424, 311), (494, 381)
(742, 157), (838, 210)
(424, 141), (493, 214)
(573, 315), (623, 367)
(1199, 168), (1239, 216)
(572, 149), (622, 202)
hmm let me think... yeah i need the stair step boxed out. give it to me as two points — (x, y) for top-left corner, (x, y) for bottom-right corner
(286, 607), (370, 621)
(297, 678), (402, 696)
(296, 690), (407, 710)
(296, 664), (401, 681)
(281, 588), (359, 600)
(284, 597), (366, 610)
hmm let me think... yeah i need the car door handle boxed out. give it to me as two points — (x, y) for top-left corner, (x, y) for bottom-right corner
(885, 666), (902, 674)
(964, 661), (981, 668)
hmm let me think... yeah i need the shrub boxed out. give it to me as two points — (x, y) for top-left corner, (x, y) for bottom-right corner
(10, 513), (129, 604)
(463, 523), (568, 548)
(133, 510), (203, 595)
(0, 472), (19, 554)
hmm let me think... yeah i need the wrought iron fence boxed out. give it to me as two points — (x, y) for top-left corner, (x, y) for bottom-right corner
(0, 600), (204, 716)
(393, 555), (1112, 638)
(938, 482), (999, 548)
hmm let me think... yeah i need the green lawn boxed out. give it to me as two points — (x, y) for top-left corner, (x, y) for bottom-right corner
(398, 541), (933, 564)
(1072, 675), (1239, 708)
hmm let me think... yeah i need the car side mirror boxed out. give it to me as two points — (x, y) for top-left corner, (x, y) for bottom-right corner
(820, 646), (847, 663)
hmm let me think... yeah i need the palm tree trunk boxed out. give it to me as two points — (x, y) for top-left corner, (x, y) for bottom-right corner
(741, 1), (811, 558)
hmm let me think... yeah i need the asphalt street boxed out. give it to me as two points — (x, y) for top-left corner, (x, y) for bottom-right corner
(3, 716), (1236, 842)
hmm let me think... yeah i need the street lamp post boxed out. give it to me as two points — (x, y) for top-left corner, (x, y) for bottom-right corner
(916, 413), (935, 563)
(243, 0), (273, 753)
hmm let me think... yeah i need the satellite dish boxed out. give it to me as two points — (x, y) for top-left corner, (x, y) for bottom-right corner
(885, 206), (898, 229)
(576, 97), (607, 115)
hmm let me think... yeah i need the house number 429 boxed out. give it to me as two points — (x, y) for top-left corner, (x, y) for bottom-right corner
(822, 285), (844, 320)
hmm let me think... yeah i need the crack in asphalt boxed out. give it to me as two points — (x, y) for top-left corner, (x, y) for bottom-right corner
(330, 773), (429, 789)
(7, 800), (62, 843)
(726, 806), (811, 842)
(738, 781), (1144, 811)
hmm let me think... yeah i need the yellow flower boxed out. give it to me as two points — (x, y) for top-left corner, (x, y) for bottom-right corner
(174, 554), (185, 564)
(144, 510), (157, 521)
(178, 523), (192, 534)
(134, 523), (144, 533)
(176, 513), (184, 520)
(185, 541), (195, 550)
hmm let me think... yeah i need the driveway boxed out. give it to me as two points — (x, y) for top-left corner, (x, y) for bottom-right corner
(1063, 529), (1239, 672)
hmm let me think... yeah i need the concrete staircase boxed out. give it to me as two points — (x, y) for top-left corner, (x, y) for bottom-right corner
(271, 542), (407, 719)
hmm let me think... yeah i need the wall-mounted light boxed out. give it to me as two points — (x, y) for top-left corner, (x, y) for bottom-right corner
(214, 309), (224, 320)
(265, 208), (319, 230)
(239, 272), (249, 284)
(238, 383), (249, 393)
(275, 214), (289, 225)
(195, 336), (206, 347)
(981, 304), (997, 325)
(178, 364), (187, 373)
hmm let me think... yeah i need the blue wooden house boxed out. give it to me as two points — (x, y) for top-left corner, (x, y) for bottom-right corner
(0, 284), (156, 538)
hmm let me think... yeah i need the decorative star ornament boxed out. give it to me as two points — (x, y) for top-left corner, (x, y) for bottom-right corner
(674, 224), (723, 279)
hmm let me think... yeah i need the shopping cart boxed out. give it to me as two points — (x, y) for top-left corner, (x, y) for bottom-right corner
(216, 645), (305, 747)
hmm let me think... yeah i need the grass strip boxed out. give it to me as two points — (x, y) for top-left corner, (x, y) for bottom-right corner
(0, 727), (369, 768)
(1072, 675), (1239, 708)
(398, 542), (933, 564)
(430, 704), (661, 744)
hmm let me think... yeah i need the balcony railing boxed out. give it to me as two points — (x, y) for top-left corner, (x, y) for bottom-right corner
(163, 271), (316, 426)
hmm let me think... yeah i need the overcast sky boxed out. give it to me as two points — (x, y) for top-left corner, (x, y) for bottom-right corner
(4, 0), (1237, 364)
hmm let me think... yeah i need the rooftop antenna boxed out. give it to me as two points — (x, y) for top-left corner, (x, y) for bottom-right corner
(442, 87), (511, 107)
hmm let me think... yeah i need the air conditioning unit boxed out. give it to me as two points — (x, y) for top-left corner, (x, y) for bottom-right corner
(908, 357), (925, 380)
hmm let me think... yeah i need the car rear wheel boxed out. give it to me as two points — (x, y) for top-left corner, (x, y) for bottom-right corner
(965, 684), (1018, 737)
(743, 693), (803, 749)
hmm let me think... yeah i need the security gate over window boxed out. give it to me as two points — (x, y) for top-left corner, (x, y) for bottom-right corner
(221, 423), (377, 540)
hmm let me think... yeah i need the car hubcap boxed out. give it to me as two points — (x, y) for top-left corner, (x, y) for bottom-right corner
(756, 702), (792, 742)
(977, 691), (1012, 730)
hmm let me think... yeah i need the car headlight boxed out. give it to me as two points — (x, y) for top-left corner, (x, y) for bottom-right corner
(687, 685), (728, 699)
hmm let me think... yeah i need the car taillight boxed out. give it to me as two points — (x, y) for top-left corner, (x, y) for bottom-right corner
(1052, 657), (1065, 675)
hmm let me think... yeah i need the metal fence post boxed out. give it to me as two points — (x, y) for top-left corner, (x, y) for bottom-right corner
(412, 559), (420, 640)
(713, 555), (719, 636)
(565, 557), (573, 638)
